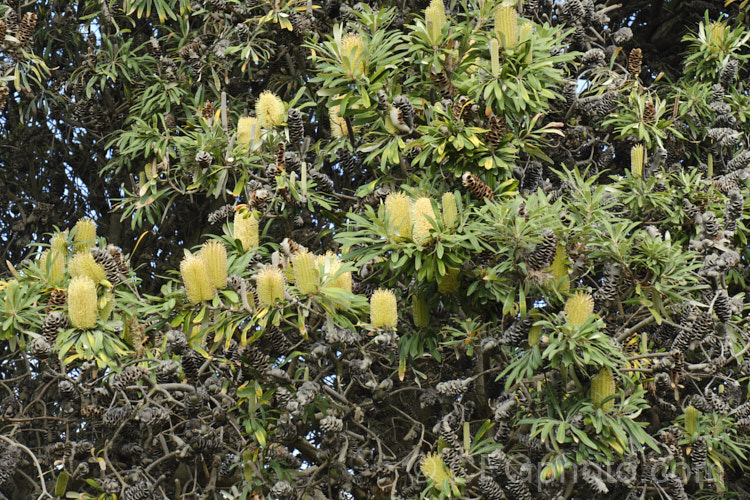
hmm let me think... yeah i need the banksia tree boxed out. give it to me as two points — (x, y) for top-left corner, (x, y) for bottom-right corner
(67, 276), (98, 330)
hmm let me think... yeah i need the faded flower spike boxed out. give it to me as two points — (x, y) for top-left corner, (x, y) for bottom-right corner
(255, 91), (285, 128)
(564, 291), (595, 326)
(68, 276), (98, 330)
(201, 240), (228, 290)
(69, 251), (107, 284)
(73, 218), (97, 252)
(256, 266), (285, 306)
(180, 254), (217, 304)
(233, 209), (259, 251)
(370, 288), (397, 329)
(438, 267), (460, 294)
(237, 116), (261, 149)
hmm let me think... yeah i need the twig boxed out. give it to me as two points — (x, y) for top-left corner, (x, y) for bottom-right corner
(0, 434), (53, 499)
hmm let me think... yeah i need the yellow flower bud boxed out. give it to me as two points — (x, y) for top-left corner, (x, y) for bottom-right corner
(548, 243), (570, 293)
(412, 197), (435, 243)
(256, 266), (285, 306)
(339, 32), (366, 77)
(425, 0), (445, 45)
(438, 267), (460, 294)
(68, 276), (98, 330)
(685, 405), (700, 436)
(564, 291), (595, 327)
(255, 90), (285, 128)
(68, 251), (107, 284)
(180, 254), (217, 304)
(50, 231), (69, 256)
(442, 192), (458, 228)
(413, 293), (430, 328)
(294, 250), (319, 295)
(73, 218), (97, 252)
(234, 209), (259, 251)
(495, 3), (518, 49)
(590, 367), (616, 410)
(201, 240), (228, 290)
(384, 192), (412, 241)
(40, 250), (65, 285)
(237, 116), (261, 149)
(420, 452), (453, 486)
(329, 104), (349, 138)
(631, 144), (645, 178)
(370, 288), (397, 329)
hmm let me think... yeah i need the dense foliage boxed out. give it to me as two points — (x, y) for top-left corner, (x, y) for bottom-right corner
(3, 0), (750, 499)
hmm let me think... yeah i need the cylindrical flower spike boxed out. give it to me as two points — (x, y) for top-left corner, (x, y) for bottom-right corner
(412, 197), (435, 244)
(425, 0), (446, 45)
(384, 192), (412, 241)
(420, 452), (453, 485)
(256, 266), (285, 306)
(40, 250), (65, 285)
(685, 406), (700, 436)
(442, 192), (458, 229)
(495, 4), (518, 49)
(293, 250), (319, 295)
(438, 267), (460, 294)
(234, 209), (259, 251)
(180, 254), (217, 304)
(68, 276), (98, 330)
(412, 293), (430, 328)
(590, 367), (616, 410)
(370, 288), (397, 329)
(50, 232), (69, 256)
(255, 91), (285, 128)
(548, 243), (570, 293)
(339, 32), (366, 78)
(201, 240), (228, 290)
(329, 104), (349, 138)
(73, 218), (97, 252)
(631, 144), (645, 178)
(237, 116), (261, 150)
(69, 251), (107, 284)
(564, 291), (595, 327)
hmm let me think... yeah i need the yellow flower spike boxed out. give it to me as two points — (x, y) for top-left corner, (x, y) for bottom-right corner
(73, 218), (97, 252)
(293, 250), (320, 295)
(528, 323), (542, 346)
(180, 254), (217, 304)
(442, 192), (458, 229)
(631, 144), (645, 178)
(685, 406), (700, 436)
(412, 197), (435, 244)
(564, 291), (595, 327)
(68, 251), (107, 284)
(519, 22), (533, 64)
(495, 3), (518, 50)
(255, 90), (285, 128)
(420, 452), (453, 486)
(384, 192), (412, 241)
(50, 231), (69, 256)
(490, 37), (500, 76)
(233, 209), (259, 251)
(201, 240), (228, 290)
(412, 293), (430, 328)
(438, 267), (460, 295)
(329, 104), (349, 138)
(548, 243), (570, 293)
(425, 0), (446, 45)
(40, 249), (65, 285)
(68, 276), (98, 330)
(370, 288), (398, 329)
(256, 265), (285, 306)
(339, 32), (366, 77)
(590, 367), (616, 410)
(237, 116), (261, 149)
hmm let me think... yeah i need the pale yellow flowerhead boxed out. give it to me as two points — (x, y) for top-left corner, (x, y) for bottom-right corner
(495, 3), (518, 49)
(384, 192), (412, 241)
(69, 251), (107, 284)
(68, 276), (98, 330)
(370, 288), (397, 329)
(237, 116), (262, 149)
(73, 218), (97, 252)
(255, 91), (285, 128)
(590, 367), (616, 410)
(441, 192), (458, 228)
(40, 249), (65, 285)
(201, 240), (228, 290)
(256, 266), (285, 306)
(329, 105), (348, 138)
(420, 452), (453, 486)
(425, 0), (446, 44)
(50, 231), (69, 256)
(293, 250), (319, 295)
(233, 209), (259, 251)
(412, 197), (435, 243)
(339, 32), (366, 77)
(564, 291), (595, 327)
(180, 254), (217, 304)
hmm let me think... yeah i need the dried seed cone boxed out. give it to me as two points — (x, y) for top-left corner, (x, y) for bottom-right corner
(0, 86), (9, 111)
(477, 475), (505, 500)
(526, 229), (557, 270)
(255, 90), (285, 128)
(69, 251), (107, 284)
(256, 266), (285, 306)
(370, 288), (397, 329)
(233, 209), (259, 251)
(485, 114), (506, 149)
(442, 192), (458, 228)
(565, 291), (595, 326)
(180, 254), (217, 304)
(436, 378), (469, 396)
(631, 144), (645, 177)
(438, 267), (460, 294)
(201, 240), (227, 289)
(462, 172), (494, 201)
(287, 108), (304, 144)
(413, 293), (430, 328)
(643, 100), (656, 124)
(691, 436), (707, 474)
(384, 192), (412, 240)
(412, 197), (435, 243)
(495, 4), (518, 49)
(237, 116), (261, 149)
(591, 367), (615, 409)
(43, 311), (68, 343)
(628, 48), (643, 76)
(68, 276), (98, 330)
(40, 250), (65, 285)
(73, 218), (97, 252)
(293, 250), (319, 295)
(91, 247), (121, 285)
